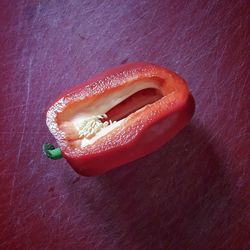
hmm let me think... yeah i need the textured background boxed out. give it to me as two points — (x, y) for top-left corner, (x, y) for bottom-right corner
(0, 0), (249, 249)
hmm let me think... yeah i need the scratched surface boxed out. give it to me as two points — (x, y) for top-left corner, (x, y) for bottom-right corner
(0, 0), (249, 249)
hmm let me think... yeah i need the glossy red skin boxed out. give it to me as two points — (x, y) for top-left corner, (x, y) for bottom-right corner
(47, 62), (195, 176)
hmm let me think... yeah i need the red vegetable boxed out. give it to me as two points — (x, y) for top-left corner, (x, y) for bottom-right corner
(44, 62), (195, 176)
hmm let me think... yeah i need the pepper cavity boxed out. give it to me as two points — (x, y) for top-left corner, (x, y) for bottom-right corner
(58, 79), (164, 147)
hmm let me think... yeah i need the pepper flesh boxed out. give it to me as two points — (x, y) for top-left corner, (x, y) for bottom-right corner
(46, 62), (195, 176)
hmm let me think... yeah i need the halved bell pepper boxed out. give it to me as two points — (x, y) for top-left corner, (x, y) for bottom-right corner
(44, 62), (195, 176)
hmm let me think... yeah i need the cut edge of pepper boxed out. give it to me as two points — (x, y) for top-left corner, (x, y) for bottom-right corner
(46, 65), (189, 157)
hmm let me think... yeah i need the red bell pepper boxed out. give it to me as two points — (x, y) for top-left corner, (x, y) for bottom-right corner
(44, 62), (195, 176)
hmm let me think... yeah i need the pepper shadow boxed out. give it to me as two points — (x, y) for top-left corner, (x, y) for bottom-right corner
(66, 120), (236, 249)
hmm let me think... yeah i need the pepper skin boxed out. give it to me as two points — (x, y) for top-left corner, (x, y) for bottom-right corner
(46, 62), (195, 176)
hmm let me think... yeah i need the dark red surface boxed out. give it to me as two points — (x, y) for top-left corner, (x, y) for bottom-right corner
(0, 0), (249, 249)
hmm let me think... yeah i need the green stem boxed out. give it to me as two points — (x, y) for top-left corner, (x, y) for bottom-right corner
(43, 143), (63, 160)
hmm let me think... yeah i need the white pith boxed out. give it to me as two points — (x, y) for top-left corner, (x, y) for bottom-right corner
(79, 118), (123, 147)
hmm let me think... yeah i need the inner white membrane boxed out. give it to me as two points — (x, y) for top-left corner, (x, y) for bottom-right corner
(68, 80), (161, 147)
